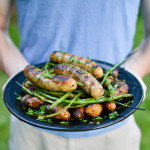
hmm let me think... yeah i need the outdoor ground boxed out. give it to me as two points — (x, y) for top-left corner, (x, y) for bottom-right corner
(0, 12), (149, 150)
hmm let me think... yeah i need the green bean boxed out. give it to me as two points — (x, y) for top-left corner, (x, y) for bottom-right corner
(35, 87), (76, 99)
(101, 70), (112, 85)
(104, 78), (116, 97)
(49, 92), (71, 109)
(112, 74), (118, 90)
(38, 92), (84, 119)
(16, 82), (54, 104)
(62, 94), (133, 105)
(101, 58), (127, 85)
(62, 104), (87, 108)
(46, 62), (56, 66)
(34, 90), (58, 100)
(34, 86), (65, 97)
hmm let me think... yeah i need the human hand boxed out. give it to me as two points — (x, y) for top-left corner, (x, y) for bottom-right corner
(121, 66), (147, 101)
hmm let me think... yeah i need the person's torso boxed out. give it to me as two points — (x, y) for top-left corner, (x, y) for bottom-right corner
(15, 0), (140, 65)
(15, 0), (140, 138)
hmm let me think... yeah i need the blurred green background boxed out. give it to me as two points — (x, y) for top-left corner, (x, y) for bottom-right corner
(0, 6), (150, 150)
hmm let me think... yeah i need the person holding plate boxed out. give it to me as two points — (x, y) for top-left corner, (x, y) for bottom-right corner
(0, 0), (149, 150)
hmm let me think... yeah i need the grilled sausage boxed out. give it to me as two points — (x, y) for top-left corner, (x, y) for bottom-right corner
(21, 95), (43, 108)
(73, 107), (84, 119)
(50, 51), (103, 78)
(54, 64), (104, 98)
(85, 104), (103, 117)
(24, 65), (77, 92)
(45, 105), (71, 120)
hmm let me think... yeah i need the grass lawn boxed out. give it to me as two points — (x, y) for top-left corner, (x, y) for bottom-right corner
(0, 12), (150, 150)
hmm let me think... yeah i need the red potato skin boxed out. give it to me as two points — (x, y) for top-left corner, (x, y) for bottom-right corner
(24, 65), (77, 92)
(50, 51), (103, 78)
(45, 106), (71, 120)
(54, 64), (104, 98)
(85, 104), (103, 117)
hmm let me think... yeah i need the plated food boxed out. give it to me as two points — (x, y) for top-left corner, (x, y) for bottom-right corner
(14, 51), (135, 125)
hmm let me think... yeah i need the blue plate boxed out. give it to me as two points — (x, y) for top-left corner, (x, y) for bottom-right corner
(3, 60), (144, 131)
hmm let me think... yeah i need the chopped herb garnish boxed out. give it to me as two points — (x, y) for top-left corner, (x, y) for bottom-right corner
(69, 56), (76, 63)
(81, 119), (87, 122)
(109, 111), (118, 120)
(36, 117), (46, 122)
(73, 90), (82, 94)
(96, 121), (101, 125)
(37, 73), (43, 79)
(22, 105), (26, 109)
(14, 92), (22, 101)
(60, 121), (69, 125)
(84, 70), (88, 74)
(76, 60), (80, 64)
(92, 66), (94, 74)
(78, 75), (82, 78)
(40, 105), (45, 112)
(26, 108), (34, 116)
(77, 82), (84, 86)
(87, 56), (90, 60)
(85, 61), (90, 65)
(92, 117), (103, 121)
(47, 119), (52, 123)
(89, 121), (94, 124)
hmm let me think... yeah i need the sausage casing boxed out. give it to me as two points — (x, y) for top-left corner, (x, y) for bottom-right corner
(50, 51), (103, 78)
(54, 64), (104, 98)
(24, 65), (77, 92)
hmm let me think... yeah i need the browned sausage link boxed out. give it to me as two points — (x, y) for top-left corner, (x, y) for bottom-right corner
(21, 95), (43, 108)
(104, 102), (116, 112)
(45, 105), (71, 120)
(73, 107), (84, 120)
(115, 80), (129, 95)
(85, 104), (103, 117)
(24, 65), (77, 92)
(50, 51), (103, 78)
(54, 64), (104, 98)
